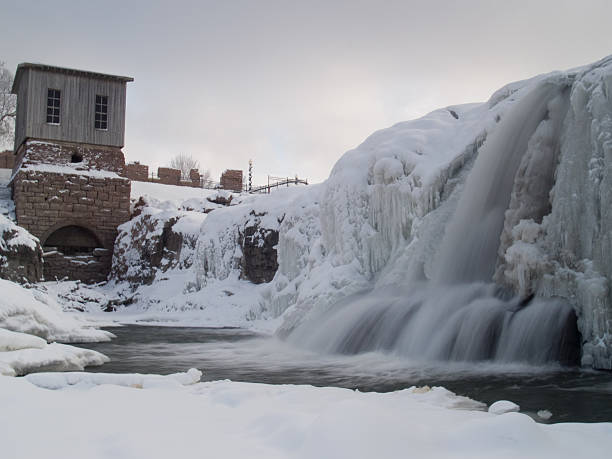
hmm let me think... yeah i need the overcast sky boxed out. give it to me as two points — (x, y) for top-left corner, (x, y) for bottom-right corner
(3, 0), (612, 185)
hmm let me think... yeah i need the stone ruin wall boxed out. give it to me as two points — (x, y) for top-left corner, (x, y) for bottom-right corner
(126, 161), (244, 191)
(220, 169), (243, 192)
(125, 162), (149, 181)
(125, 162), (202, 187)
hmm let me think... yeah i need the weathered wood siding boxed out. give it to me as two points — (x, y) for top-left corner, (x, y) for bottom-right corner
(14, 68), (128, 150)
(13, 71), (29, 152)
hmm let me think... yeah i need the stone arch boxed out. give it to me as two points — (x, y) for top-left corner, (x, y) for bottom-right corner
(41, 222), (104, 255)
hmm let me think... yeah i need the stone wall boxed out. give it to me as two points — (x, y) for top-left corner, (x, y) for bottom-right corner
(157, 167), (181, 186)
(13, 170), (130, 250)
(11, 140), (131, 283)
(189, 168), (201, 186)
(13, 140), (126, 176)
(126, 163), (203, 188)
(0, 150), (14, 169)
(220, 169), (243, 192)
(125, 162), (149, 181)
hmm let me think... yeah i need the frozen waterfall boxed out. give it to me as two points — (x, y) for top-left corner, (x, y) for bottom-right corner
(288, 77), (581, 365)
(434, 81), (569, 284)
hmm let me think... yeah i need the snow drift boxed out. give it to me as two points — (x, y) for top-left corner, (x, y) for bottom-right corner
(0, 279), (112, 375)
(2, 375), (611, 459)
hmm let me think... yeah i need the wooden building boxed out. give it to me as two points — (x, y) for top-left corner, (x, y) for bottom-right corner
(10, 63), (133, 283)
(11, 63), (132, 150)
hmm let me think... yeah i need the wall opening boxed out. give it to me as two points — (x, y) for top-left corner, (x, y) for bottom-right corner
(44, 225), (102, 255)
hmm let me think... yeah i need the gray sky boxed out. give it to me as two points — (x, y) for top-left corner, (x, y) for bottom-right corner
(2, 0), (612, 185)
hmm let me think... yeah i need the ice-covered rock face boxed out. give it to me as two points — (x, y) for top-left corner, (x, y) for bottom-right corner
(495, 56), (612, 368)
(111, 207), (204, 287)
(186, 55), (612, 368)
(283, 56), (612, 369)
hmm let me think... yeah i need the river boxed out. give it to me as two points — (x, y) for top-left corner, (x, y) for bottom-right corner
(76, 325), (612, 423)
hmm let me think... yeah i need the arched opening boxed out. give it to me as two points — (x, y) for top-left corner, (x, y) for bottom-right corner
(71, 152), (83, 163)
(43, 225), (102, 255)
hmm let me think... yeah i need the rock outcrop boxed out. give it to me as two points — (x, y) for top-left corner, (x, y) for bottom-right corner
(0, 215), (42, 283)
(240, 216), (280, 284)
(111, 210), (204, 286)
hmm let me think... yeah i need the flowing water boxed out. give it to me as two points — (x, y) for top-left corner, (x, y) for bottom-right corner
(77, 325), (612, 423)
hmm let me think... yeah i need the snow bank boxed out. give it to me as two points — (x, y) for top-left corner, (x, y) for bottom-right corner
(0, 375), (610, 459)
(488, 400), (521, 414)
(0, 339), (107, 376)
(131, 180), (226, 208)
(0, 278), (113, 343)
(0, 279), (112, 375)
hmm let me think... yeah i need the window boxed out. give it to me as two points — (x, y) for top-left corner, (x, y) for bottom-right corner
(46, 89), (61, 124)
(95, 95), (108, 130)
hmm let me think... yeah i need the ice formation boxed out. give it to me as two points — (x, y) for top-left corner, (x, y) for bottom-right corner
(301, 56), (612, 368)
(106, 55), (612, 369)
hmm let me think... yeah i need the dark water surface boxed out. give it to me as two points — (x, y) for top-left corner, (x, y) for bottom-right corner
(77, 325), (612, 423)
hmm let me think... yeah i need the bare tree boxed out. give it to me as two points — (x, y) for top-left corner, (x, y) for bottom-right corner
(0, 62), (16, 149)
(200, 168), (213, 187)
(169, 153), (200, 180)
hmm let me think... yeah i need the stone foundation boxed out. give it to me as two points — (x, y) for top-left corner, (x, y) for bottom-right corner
(11, 139), (131, 283)
(42, 249), (111, 283)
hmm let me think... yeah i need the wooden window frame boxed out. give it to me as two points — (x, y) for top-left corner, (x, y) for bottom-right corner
(46, 89), (61, 125)
(95, 94), (108, 130)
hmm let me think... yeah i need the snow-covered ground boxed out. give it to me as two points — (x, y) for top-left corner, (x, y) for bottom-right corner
(130, 179), (226, 207)
(2, 371), (611, 459)
(0, 279), (112, 375)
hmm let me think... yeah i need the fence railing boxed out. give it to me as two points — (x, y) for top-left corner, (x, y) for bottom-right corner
(249, 176), (308, 194)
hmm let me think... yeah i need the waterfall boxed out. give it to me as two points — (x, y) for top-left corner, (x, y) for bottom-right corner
(288, 79), (581, 365)
(434, 81), (567, 284)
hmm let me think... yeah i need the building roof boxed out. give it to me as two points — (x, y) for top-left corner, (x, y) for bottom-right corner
(11, 63), (134, 94)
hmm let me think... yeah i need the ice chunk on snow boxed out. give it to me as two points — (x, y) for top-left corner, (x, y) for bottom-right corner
(489, 400), (520, 414)
(537, 410), (553, 420)
(24, 367), (202, 389)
